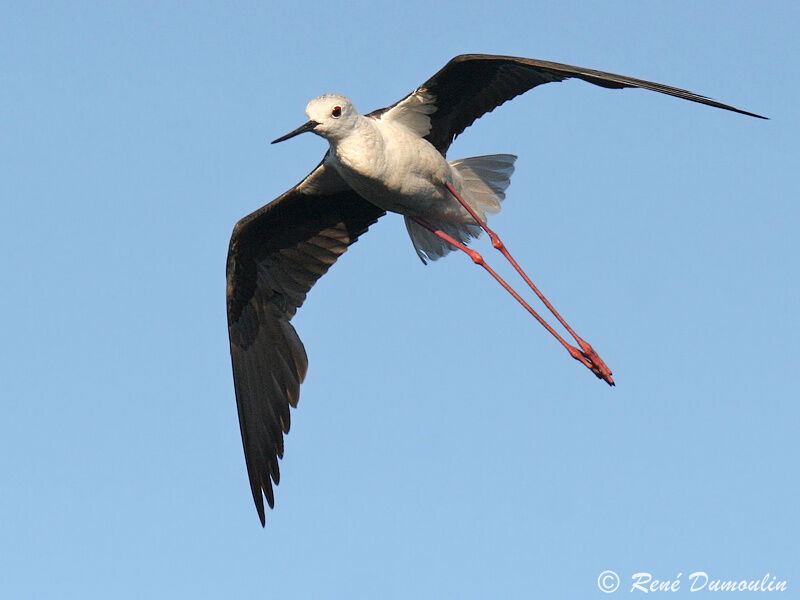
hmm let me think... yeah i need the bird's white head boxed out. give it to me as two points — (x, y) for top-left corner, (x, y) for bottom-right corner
(271, 94), (358, 144)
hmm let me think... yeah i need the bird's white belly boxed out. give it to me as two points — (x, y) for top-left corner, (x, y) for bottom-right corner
(328, 122), (458, 219)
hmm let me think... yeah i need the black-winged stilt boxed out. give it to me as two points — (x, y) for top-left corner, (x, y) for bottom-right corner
(227, 54), (764, 525)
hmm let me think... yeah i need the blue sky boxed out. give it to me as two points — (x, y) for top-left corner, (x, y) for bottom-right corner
(1, 2), (797, 598)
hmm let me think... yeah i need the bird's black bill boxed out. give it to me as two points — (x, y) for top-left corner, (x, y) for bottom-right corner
(271, 120), (320, 144)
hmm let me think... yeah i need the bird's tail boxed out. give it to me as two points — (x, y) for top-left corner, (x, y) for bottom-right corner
(405, 154), (516, 263)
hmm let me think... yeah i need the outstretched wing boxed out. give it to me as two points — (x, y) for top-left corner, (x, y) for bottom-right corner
(372, 54), (765, 153)
(226, 162), (385, 525)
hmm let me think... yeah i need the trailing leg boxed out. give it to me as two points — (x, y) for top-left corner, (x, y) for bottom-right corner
(443, 182), (613, 384)
(409, 215), (613, 384)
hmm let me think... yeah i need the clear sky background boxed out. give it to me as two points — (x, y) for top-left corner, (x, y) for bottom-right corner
(2, 2), (797, 598)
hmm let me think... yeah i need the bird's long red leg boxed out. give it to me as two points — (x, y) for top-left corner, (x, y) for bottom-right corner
(409, 216), (612, 384)
(441, 182), (614, 385)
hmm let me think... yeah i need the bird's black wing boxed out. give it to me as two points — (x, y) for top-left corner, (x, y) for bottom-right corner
(226, 162), (385, 525)
(373, 54), (765, 154)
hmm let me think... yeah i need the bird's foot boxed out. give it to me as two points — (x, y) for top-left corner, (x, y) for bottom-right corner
(567, 343), (614, 386)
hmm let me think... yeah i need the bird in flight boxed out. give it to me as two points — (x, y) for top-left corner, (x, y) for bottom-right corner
(226, 54), (764, 525)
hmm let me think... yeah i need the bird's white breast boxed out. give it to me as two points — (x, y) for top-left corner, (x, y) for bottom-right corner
(326, 116), (452, 216)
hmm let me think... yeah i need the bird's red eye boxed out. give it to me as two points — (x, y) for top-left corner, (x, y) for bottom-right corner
(331, 106), (342, 118)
